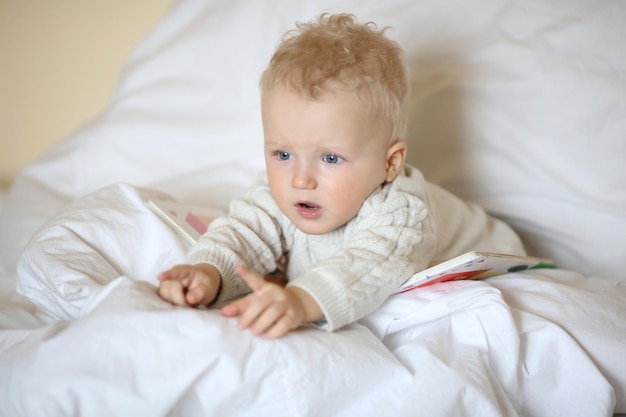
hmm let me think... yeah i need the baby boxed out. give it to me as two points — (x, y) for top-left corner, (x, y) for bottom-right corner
(158, 13), (524, 338)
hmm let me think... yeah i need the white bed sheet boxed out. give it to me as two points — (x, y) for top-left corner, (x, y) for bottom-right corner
(0, 183), (622, 417)
(0, 277), (616, 417)
(0, 188), (50, 337)
(0, 0), (625, 416)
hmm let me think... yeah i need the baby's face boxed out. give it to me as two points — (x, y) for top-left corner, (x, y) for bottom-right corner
(262, 85), (391, 235)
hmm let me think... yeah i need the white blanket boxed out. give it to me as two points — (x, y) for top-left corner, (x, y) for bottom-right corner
(1, 0), (625, 415)
(1, 183), (622, 417)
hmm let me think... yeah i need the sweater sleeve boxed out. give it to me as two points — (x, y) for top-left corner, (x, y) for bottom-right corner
(288, 168), (437, 331)
(185, 182), (285, 306)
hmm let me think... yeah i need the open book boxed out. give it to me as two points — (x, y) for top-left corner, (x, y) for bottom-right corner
(146, 198), (221, 246)
(395, 251), (556, 294)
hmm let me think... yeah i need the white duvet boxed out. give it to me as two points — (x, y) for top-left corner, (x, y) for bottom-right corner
(1, 0), (625, 415)
(0, 184), (623, 417)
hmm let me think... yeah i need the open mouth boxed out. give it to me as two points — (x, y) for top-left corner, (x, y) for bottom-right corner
(298, 202), (319, 210)
(295, 201), (322, 218)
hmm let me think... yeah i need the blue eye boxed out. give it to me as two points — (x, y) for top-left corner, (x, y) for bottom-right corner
(277, 151), (291, 160)
(323, 154), (342, 164)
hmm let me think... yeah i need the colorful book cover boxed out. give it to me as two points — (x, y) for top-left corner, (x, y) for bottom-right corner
(395, 251), (556, 294)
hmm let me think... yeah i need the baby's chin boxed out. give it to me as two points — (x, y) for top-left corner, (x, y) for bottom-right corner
(289, 217), (349, 236)
(291, 220), (332, 235)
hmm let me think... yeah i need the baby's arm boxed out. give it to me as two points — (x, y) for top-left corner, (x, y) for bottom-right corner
(157, 263), (221, 307)
(221, 265), (323, 339)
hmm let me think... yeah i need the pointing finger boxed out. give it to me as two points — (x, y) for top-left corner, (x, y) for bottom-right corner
(235, 265), (266, 291)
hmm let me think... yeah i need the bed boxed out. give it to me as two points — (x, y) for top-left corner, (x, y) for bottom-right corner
(0, 1), (624, 416)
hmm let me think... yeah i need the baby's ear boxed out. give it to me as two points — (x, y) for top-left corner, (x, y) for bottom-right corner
(385, 141), (407, 182)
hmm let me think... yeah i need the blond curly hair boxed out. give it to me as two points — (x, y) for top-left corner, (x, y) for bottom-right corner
(260, 13), (409, 142)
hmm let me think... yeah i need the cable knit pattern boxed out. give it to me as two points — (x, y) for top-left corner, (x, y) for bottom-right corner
(186, 184), (285, 305)
(186, 164), (525, 330)
(288, 166), (435, 330)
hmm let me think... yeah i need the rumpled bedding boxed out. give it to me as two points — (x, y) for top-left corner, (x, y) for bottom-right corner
(0, 183), (623, 417)
(1, 0), (625, 415)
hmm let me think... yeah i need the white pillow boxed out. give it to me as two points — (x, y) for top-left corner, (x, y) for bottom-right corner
(1, 0), (624, 281)
(405, 1), (626, 279)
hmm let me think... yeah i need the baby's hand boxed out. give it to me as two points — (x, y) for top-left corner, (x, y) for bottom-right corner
(221, 265), (322, 339)
(157, 263), (221, 307)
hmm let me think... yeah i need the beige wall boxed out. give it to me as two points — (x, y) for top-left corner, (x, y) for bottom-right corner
(0, 0), (174, 188)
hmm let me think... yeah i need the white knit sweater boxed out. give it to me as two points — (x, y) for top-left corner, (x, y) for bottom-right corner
(186, 164), (525, 331)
